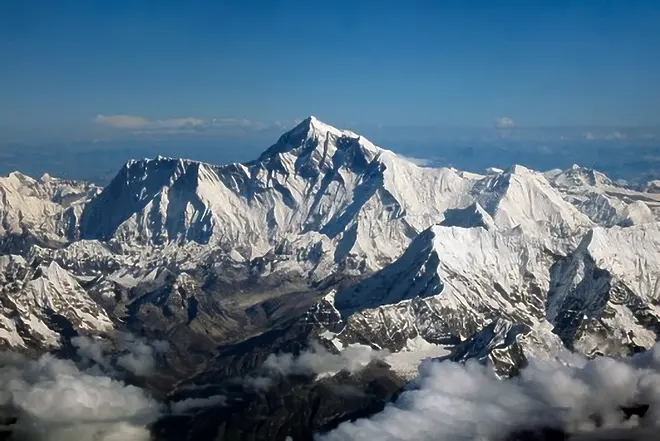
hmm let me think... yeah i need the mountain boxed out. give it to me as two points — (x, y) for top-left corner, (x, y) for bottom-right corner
(546, 165), (659, 227)
(1, 117), (660, 440)
(0, 172), (99, 252)
(78, 116), (478, 275)
(0, 255), (113, 351)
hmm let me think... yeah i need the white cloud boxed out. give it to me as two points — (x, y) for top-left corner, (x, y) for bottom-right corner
(93, 114), (298, 135)
(583, 131), (630, 141)
(496, 117), (516, 129)
(94, 114), (205, 132)
(170, 395), (227, 414)
(0, 352), (161, 441)
(261, 343), (383, 379)
(94, 114), (151, 130)
(319, 344), (660, 441)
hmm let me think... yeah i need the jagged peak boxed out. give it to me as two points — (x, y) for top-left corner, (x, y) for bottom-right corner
(124, 156), (212, 168)
(471, 162), (594, 232)
(304, 115), (359, 138)
(117, 157), (222, 190)
(549, 164), (613, 188)
(5, 170), (36, 184)
(258, 116), (379, 162)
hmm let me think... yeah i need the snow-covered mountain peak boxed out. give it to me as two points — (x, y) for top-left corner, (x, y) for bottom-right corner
(470, 164), (594, 233)
(0, 257), (114, 349)
(550, 164), (614, 189)
(543, 165), (660, 227)
(306, 115), (358, 138)
(644, 180), (660, 193)
(73, 118), (486, 270)
(258, 116), (381, 167)
(79, 156), (226, 244)
(0, 171), (99, 242)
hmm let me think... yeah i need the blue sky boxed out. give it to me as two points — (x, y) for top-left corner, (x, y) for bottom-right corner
(1, 0), (660, 142)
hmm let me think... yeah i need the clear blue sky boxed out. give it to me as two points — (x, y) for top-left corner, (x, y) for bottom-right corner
(1, 0), (660, 142)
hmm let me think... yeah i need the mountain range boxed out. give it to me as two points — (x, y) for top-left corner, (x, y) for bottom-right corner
(1, 116), (660, 440)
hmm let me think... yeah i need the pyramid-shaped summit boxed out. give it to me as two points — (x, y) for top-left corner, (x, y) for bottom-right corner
(257, 116), (373, 162)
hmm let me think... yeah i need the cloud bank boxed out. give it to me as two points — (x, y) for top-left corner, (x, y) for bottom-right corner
(0, 352), (162, 441)
(6, 335), (660, 441)
(318, 345), (660, 441)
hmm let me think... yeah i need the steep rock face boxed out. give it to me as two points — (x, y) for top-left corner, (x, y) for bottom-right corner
(550, 225), (660, 357)
(440, 202), (496, 230)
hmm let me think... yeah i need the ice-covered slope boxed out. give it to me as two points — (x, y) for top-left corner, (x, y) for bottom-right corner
(549, 224), (660, 355)
(323, 224), (565, 354)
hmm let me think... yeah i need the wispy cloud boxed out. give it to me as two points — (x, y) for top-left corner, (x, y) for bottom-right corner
(495, 116), (516, 129)
(94, 114), (151, 130)
(583, 130), (629, 141)
(94, 114), (206, 132)
(93, 114), (297, 136)
(72, 332), (169, 376)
